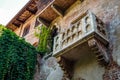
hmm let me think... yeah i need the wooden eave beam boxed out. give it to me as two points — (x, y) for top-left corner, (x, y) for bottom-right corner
(51, 4), (64, 16)
(16, 18), (25, 23)
(7, 24), (17, 31)
(26, 7), (37, 14)
(12, 23), (21, 27)
(12, 20), (23, 27)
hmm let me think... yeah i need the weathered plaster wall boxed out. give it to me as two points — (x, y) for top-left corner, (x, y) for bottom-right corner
(51, 0), (120, 79)
(73, 55), (105, 80)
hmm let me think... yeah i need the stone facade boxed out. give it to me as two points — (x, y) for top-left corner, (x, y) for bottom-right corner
(7, 0), (120, 80)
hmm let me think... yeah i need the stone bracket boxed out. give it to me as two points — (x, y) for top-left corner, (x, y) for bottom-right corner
(88, 38), (109, 66)
(57, 56), (73, 80)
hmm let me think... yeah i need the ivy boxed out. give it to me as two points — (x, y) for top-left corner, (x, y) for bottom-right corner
(0, 25), (37, 80)
(35, 25), (51, 55)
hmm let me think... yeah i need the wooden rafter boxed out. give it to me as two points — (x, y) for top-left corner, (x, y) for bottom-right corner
(16, 18), (25, 23)
(12, 22), (21, 27)
(26, 7), (36, 14)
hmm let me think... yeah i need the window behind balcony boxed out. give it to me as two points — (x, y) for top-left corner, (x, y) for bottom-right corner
(35, 19), (39, 27)
(22, 25), (30, 37)
(35, 18), (42, 28)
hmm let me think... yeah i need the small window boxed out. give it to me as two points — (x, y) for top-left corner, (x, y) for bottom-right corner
(22, 25), (30, 37)
(35, 18), (41, 28)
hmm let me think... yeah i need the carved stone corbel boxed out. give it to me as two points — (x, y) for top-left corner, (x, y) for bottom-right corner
(57, 56), (73, 80)
(88, 38), (109, 66)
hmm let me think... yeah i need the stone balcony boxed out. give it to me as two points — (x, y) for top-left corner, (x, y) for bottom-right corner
(53, 11), (109, 66)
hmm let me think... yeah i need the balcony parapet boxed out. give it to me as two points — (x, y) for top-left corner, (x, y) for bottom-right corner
(53, 11), (108, 56)
(53, 11), (110, 66)
(53, 11), (110, 79)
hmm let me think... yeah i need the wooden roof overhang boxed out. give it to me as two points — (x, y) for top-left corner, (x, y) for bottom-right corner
(7, 0), (84, 31)
(7, 0), (39, 31)
(37, 0), (79, 27)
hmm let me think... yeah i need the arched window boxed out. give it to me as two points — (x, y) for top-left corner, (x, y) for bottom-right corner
(51, 25), (58, 38)
(34, 18), (42, 28)
(35, 18), (40, 28)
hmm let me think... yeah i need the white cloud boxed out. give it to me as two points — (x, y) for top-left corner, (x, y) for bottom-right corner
(0, 0), (29, 25)
(0, 8), (11, 25)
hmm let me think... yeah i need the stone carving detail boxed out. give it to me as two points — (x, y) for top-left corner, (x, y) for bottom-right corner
(88, 38), (109, 66)
(57, 57), (73, 80)
(53, 11), (109, 57)
(103, 61), (120, 80)
(96, 18), (106, 36)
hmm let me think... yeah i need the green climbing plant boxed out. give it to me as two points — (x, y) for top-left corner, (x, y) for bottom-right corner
(0, 24), (37, 80)
(34, 25), (51, 55)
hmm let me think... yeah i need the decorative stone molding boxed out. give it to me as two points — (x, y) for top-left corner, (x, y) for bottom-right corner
(88, 38), (109, 66)
(57, 57), (73, 80)
(53, 11), (109, 57)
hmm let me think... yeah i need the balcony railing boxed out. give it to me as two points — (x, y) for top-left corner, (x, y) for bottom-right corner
(53, 11), (108, 59)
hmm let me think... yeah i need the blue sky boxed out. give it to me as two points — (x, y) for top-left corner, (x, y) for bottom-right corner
(0, 0), (29, 25)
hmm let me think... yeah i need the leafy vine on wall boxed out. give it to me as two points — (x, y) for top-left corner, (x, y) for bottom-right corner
(34, 25), (51, 55)
(0, 25), (37, 80)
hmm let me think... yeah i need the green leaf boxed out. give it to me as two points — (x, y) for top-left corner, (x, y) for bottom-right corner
(0, 25), (37, 80)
